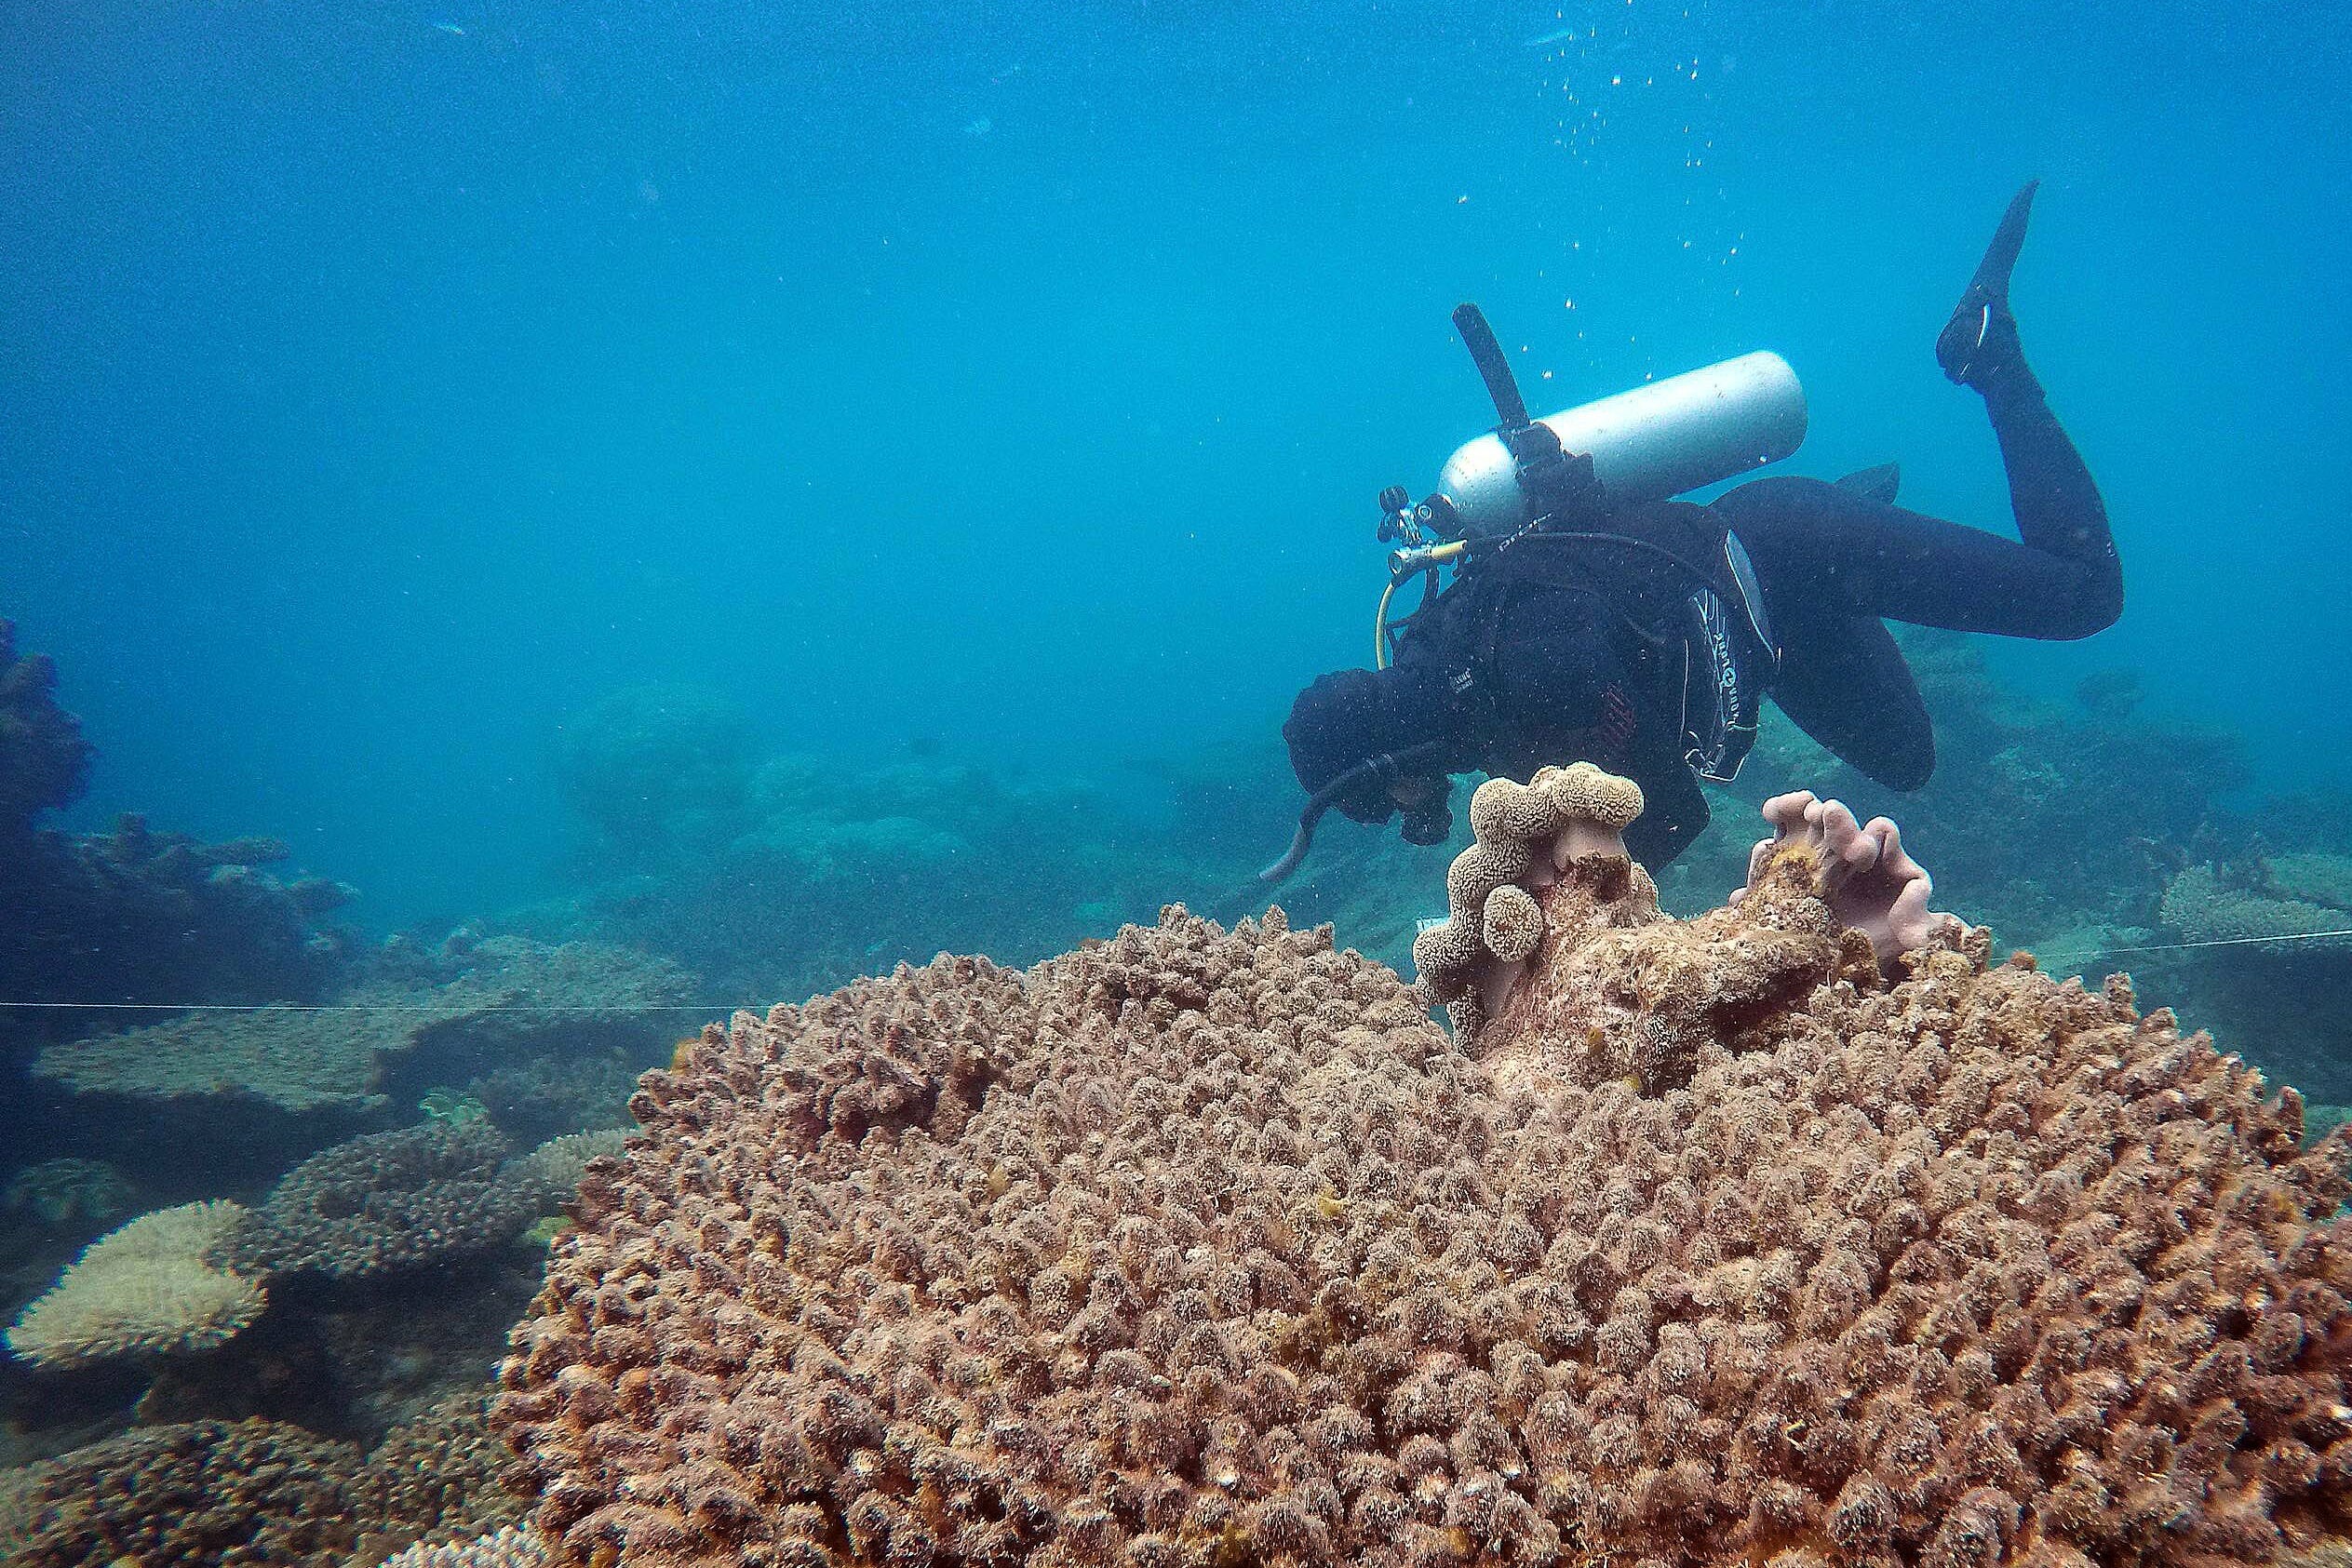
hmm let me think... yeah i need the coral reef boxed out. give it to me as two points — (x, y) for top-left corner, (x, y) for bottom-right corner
(222, 1121), (539, 1282)
(27, 935), (694, 1174)
(465, 1046), (644, 1151)
(504, 1130), (632, 1212)
(6, 1199), (264, 1369)
(0, 1415), (361, 1567)
(0, 1390), (530, 1568)
(550, 683), (763, 872)
(377, 1525), (552, 1568)
(350, 1392), (533, 1565)
(0, 619), (93, 841)
(520, 739), (1206, 1006)
(0, 624), (355, 1065)
(32, 984), (518, 1119)
(1, 1157), (134, 1232)
(2160, 864), (2352, 952)
(492, 775), (2352, 1568)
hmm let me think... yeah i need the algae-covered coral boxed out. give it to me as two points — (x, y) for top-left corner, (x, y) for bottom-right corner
(491, 771), (2352, 1568)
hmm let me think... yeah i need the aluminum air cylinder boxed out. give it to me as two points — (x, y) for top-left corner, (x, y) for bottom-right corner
(1433, 350), (1808, 536)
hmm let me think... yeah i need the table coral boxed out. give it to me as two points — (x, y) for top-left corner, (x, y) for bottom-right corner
(222, 1121), (542, 1281)
(30, 936), (694, 1121)
(6, 1199), (265, 1369)
(493, 771), (2352, 1568)
(2161, 864), (2352, 953)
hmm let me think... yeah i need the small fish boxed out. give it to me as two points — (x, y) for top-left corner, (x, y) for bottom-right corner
(430, 20), (467, 35)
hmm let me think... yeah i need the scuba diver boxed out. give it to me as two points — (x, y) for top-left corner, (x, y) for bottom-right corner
(1272, 182), (2121, 875)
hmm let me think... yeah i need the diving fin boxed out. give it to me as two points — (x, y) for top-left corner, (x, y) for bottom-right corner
(1833, 462), (1902, 505)
(1936, 181), (2037, 386)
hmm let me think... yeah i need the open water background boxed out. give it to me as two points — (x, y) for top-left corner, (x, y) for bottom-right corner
(3, 0), (2347, 929)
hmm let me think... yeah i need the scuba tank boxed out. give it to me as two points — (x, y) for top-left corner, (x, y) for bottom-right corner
(1431, 350), (1808, 540)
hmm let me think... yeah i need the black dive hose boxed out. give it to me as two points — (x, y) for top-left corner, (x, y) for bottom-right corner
(1258, 740), (1449, 886)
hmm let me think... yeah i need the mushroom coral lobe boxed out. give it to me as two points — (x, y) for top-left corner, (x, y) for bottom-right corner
(495, 786), (2352, 1568)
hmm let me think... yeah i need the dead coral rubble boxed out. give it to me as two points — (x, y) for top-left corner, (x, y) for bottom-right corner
(494, 775), (2352, 1568)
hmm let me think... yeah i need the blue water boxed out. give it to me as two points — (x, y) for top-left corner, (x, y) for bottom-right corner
(3, 0), (2346, 926)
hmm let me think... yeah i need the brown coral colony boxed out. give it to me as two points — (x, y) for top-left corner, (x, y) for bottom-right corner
(493, 766), (2352, 1568)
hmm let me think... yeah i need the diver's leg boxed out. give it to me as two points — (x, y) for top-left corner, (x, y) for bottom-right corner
(1714, 468), (2118, 640)
(1977, 369), (2118, 619)
(1764, 603), (1937, 791)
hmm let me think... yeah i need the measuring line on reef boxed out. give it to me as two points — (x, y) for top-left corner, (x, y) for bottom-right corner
(2035, 927), (2352, 962)
(7, 930), (2352, 1012)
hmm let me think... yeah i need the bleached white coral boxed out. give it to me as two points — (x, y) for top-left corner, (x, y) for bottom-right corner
(6, 1199), (264, 1367)
(375, 1525), (549, 1568)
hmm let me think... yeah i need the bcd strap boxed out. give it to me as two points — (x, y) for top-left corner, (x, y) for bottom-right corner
(1679, 532), (1780, 784)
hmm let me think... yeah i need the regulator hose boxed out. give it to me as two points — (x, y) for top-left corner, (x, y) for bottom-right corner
(1258, 741), (1449, 885)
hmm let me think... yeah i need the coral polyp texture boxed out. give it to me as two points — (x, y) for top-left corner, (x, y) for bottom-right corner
(494, 769), (2352, 1568)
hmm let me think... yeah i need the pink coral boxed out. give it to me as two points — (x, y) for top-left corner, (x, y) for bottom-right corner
(1740, 791), (1963, 963)
(494, 775), (2352, 1568)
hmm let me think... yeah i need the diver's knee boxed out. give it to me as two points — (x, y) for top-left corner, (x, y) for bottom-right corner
(1861, 728), (1935, 793)
(2047, 572), (2124, 640)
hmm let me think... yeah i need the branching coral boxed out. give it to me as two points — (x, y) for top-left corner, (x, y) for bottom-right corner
(222, 1121), (540, 1281)
(6, 1199), (265, 1368)
(0, 1416), (361, 1567)
(491, 769), (2352, 1568)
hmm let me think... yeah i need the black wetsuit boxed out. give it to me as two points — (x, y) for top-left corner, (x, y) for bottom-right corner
(1284, 370), (2120, 867)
